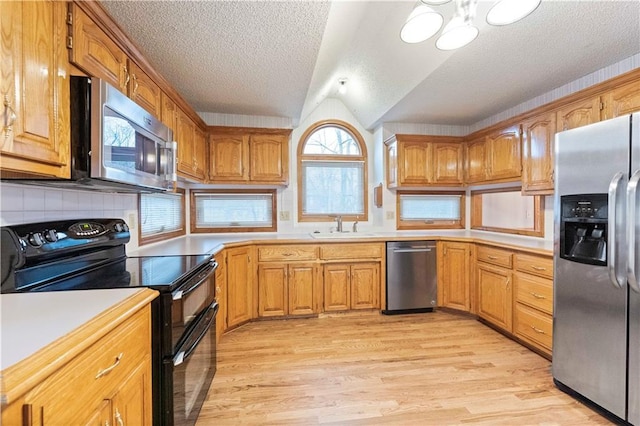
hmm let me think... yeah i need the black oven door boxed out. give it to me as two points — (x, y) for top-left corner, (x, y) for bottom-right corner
(167, 301), (218, 426)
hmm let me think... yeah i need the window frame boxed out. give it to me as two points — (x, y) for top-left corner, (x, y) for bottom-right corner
(396, 190), (466, 230)
(470, 187), (545, 237)
(138, 188), (186, 246)
(190, 189), (277, 233)
(297, 119), (368, 223)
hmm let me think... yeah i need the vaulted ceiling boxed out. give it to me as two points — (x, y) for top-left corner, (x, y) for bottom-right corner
(101, 0), (640, 130)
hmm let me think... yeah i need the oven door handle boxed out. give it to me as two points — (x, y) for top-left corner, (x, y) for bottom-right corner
(172, 260), (218, 301)
(173, 302), (219, 366)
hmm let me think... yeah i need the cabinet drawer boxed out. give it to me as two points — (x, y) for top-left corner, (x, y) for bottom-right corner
(23, 307), (151, 423)
(515, 273), (553, 315)
(514, 303), (553, 351)
(320, 244), (383, 261)
(477, 245), (512, 268)
(515, 253), (553, 279)
(258, 245), (318, 261)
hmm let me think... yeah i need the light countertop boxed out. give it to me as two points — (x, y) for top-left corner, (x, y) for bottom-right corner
(129, 230), (554, 257)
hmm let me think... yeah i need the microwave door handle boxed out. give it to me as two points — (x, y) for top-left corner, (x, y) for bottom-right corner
(173, 302), (219, 366)
(163, 141), (178, 183)
(608, 172), (627, 289)
(628, 170), (640, 293)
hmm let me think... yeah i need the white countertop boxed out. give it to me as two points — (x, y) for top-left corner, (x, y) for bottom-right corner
(129, 230), (554, 257)
(0, 288), (146, 371)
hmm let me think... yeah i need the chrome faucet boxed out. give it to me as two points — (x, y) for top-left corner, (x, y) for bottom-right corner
(352, 217), (359, 233)
(331, 215), (343, 232)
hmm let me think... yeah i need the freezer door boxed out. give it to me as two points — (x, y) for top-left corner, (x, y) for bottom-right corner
(628, 113), (640, 426)
(553, 115), (630, 420)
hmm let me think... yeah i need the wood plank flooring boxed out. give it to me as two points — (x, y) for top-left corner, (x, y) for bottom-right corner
(197, 311), (612, 425)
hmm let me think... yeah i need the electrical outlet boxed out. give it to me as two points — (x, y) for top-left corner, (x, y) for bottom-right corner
(386, 211), (395, 220)
(279, 211), (290, 221)
(127, 213), (136, 229)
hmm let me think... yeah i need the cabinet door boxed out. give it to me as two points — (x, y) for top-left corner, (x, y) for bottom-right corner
(226, 247), (253, 327)
(465, 137), (487, 183)
(1, 1), (70, 178)
(432, 143), (464, 184)
(477, 263), (513, 332)
(398, 140), (432, 185)
(128, 62), (161, 119)
(288, 263), (317, 316)
(521, 112), (556, 195)
(603, 79), (640, 119)
(556, 96), (602, 132)
(249, 133), (288, 184)
(215, 250), (227, 338)
(486, 125), (521, 180)
(160, 92), (177, 133)
(176, 108), (195, 178)
(351, 263), (379, 310)
(258, 264), (288, 317)
(70, 4), (127, 92)
(385, 138), (398, 188)
(209, 133), (249, 181)
(111, 362), (151, 426)
(440, 242), (471, 311)
(323, 264), (350, 312)
(193, 127), (208, 181)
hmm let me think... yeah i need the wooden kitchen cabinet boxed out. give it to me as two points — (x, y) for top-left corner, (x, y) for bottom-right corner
(556, 96), (602, 132)
(215, 249), (227, 341)
(521, 112), (556, 195)
(0, 0), (70, 178)
(384, 135), (464, 188)
(174, 107), (207, 182)
(438, 241), (472, 312)
(69, 4), (161, 118)
(323, 262), (379, 311)
(1, 291), (155, 426)
(465, 136), (487, 183)
(602, 79), (640, 119)
(486, 125), (521, 181)
(208, 127), (291, 185)
(226, 246), (254, 329)
(476, 245), (513, 333)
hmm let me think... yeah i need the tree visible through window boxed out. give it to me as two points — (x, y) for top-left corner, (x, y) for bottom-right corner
(297, 120), (368, 222)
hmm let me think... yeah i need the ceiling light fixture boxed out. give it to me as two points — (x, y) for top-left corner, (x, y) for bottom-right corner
(400, 0), (541, 50)
(338, 78), (348, 95)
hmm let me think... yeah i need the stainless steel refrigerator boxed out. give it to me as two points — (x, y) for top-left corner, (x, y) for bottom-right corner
(553, 112), (640, 424)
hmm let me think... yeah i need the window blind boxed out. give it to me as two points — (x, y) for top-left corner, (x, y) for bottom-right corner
(140, 192), (184, 237)
(194, 192), (274, 228)
(399, 194), (462, 221)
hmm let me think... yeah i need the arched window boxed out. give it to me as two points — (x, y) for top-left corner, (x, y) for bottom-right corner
(297, 120), (368, 222)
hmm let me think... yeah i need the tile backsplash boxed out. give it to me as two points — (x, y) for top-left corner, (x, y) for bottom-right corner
(0, 183), (139, 246)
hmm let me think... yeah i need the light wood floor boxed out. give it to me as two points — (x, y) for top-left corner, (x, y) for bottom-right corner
(197, 311), (612, 425)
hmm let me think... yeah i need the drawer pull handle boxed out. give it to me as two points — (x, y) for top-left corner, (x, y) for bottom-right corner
(95, 353), (123, 379)
(487, 255), (498, 260)
(282, 253), (293, 257)
(530, 325), (546, 334)
(115, 408), (124, 426)
(530, 292), (546, 299)
(532, 266), (546, 271)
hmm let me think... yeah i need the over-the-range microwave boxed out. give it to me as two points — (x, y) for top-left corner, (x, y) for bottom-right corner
(5, 76), (177, 192)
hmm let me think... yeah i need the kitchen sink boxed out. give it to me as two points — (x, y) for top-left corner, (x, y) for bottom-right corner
(309, 232), (379, 239)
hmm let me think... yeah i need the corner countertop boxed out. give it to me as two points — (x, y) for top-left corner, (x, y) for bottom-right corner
(1, 287), (158, 404)
(129, 230), (554, 257)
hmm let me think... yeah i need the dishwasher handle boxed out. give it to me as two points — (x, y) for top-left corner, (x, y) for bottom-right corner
(391, 247), (433, 253)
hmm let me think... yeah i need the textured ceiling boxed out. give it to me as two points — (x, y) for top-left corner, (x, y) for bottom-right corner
(100, 0), (640, 130)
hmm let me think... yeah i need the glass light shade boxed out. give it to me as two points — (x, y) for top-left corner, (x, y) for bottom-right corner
(400, 5), (444, 44)
(486, 0), (541, 26)
(435, 16), (479, 50)
(421, 0), (451, 5)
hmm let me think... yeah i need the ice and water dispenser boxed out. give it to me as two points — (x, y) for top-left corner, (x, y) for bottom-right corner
(559, 194), (608, 266)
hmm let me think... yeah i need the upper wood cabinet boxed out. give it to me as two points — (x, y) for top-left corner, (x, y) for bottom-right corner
(0, 0), (70, 178)
(208, 127), (291, 185)
(465, 136), (487, 184)
(603, 79), (640, 120)
(521, 112), (556, 195)
(384, 135), (464, 188)
(556, 96), (602, 132)
(486, 125), (521, 181)
(174, 107), (207, 182)
(69, 3), (161, 118)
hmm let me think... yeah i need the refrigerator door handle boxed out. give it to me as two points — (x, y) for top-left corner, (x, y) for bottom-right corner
(608, 172), (627, 289)
(628, 169), (640, 293)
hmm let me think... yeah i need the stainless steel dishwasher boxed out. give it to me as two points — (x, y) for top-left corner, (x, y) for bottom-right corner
(384, 241), (437, 314)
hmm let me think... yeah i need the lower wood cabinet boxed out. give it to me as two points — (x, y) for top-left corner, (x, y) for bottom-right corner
(323, 262), (379, 311)
(477, 262), (513, 333)
(258, 262), (319, 317)
(1, 292), (155, 426)
(438, 241), (472, 312)
(215, 249), (227, 342)
(226, 246), (253, 328)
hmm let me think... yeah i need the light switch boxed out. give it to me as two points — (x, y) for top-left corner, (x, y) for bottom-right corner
(279, 211), (290, 221)
(386, 211), (395, 220)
